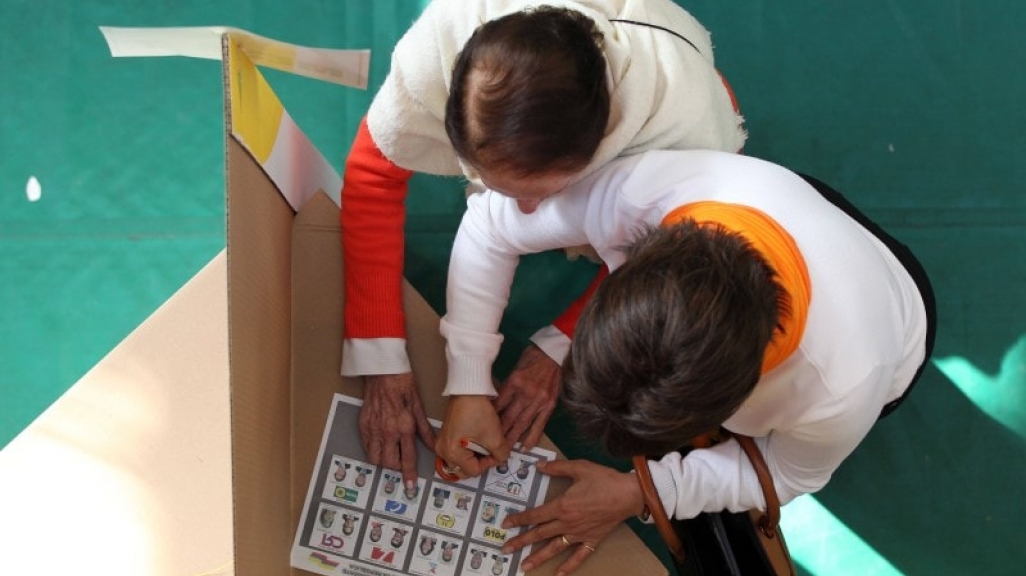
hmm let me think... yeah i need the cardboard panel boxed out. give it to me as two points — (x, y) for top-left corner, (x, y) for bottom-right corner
(226, 136), (296, 575)
(288, 192), (355, 530)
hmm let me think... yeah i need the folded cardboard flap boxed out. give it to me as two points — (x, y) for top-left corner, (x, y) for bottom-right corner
(289, 190), (353, 524)
(226, 135), (296, 573)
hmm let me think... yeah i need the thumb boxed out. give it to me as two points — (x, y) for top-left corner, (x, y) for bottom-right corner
(535, 459), (584, 479)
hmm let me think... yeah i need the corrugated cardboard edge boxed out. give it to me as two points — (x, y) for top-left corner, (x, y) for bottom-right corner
(226, 132), (295, 574)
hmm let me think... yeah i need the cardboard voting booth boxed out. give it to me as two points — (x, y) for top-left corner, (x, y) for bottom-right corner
(0, 28), (666, 576)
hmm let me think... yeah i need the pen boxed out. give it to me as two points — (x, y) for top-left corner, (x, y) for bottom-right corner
(460, 438), (492, 456)
(435, 438), (493, 481)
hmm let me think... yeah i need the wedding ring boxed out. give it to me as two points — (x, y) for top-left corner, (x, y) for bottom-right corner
(582, 543), (597, 553)
(560, 535), (573, 547)
(442, 463), (462, 475)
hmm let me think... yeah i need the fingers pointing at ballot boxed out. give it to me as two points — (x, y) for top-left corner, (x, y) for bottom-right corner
(501, 459), (642, 575)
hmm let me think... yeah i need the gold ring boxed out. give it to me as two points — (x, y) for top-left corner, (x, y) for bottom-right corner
(442, 463), (461, 475)
(560, 535), (573, 547)
(582, 543), (597, 553)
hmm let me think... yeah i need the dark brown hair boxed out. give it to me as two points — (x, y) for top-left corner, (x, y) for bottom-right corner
(445, 6), (609, 177)
(561, 221), (788, 458)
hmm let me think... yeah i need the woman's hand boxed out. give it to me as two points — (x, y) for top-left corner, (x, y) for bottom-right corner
(435, 395), (508, 477)
(359, 373), (436, 490)
(502, 460), (645, 574)
(494, 344), (561, 451)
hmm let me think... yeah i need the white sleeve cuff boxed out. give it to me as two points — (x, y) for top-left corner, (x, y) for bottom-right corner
(341, 338), (412, 376)
(529, 325), (572, 367)
(647, 458), (681, 521)
(442, 356), (498, 397)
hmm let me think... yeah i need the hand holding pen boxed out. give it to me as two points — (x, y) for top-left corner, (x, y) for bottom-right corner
(435, 395), (509, 479)
(436, 439), (494, 480)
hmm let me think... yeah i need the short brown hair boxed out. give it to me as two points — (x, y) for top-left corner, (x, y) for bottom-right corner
(445, 6), (609, 177)
(561, 221), (788, 458)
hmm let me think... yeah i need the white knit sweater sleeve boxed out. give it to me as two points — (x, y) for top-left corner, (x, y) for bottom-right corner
(645, 368), (890, 520)
(441, 190), (592, 396)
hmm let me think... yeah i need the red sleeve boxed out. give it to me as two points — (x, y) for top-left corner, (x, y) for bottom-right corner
(341, 117), (415, 339)
(716, 69), (744, 154)
(717, 69), (741, 115)
(551, 265), (610, 338)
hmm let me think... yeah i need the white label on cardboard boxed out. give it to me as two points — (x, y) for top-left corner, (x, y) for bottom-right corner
(99, 25), (370, 88)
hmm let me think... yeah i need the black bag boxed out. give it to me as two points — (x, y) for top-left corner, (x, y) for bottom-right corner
(633, 434), (795, 576)
(673, 508), (793, 576)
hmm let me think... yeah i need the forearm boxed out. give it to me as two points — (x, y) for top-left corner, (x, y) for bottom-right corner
(649, 439), (766, 521)
(341, 117), (413, 342)
(439, 220), (518, 397)
(647, 428), (857, 521)
(442, 191), (593, 394)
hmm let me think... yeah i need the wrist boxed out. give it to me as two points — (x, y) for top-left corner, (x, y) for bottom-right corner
(341, 337), (411, 376)
(623, 470), (648, 520)
(445, 394), (498, 422)
(631, 455), (668, 524)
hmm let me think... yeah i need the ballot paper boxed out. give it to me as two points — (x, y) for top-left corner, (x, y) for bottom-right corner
(291, 394), (555, 576)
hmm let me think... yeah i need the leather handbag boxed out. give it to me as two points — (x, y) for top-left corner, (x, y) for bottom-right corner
(633, 434), (796, 576)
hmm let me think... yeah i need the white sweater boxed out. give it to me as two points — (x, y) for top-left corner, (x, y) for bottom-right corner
(442, 150), (929, 518)
(346, 0), (746, 378)
(368, 0), (745, 179)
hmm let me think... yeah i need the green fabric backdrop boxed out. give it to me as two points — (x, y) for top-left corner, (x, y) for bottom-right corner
(1, 1), (1023, 574)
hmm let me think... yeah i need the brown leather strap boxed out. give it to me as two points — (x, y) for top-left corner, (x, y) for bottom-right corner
(735, 435), (781, 537)
(632, 455), (685, 560)
(633, 434), (782, 544)
(633, 435), (784, 558)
